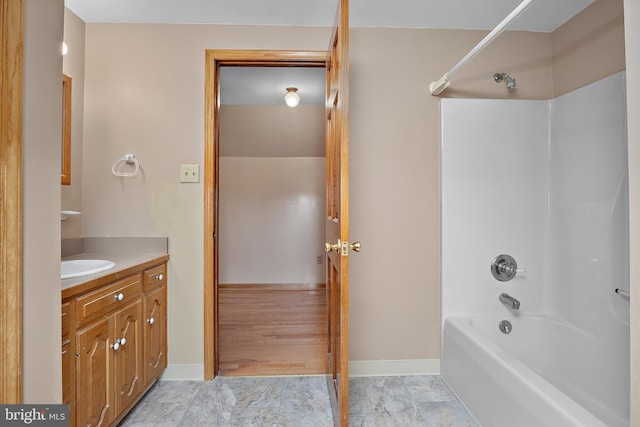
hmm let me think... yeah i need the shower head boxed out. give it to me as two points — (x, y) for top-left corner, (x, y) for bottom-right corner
(494, 72), (516, 89)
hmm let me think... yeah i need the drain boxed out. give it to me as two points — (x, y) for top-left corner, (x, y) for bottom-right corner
(499, 320), (512, 334)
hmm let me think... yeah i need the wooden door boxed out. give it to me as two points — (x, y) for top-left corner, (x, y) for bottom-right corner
(113, 300), (143, 413)
(325, 0), (350, 425)
(76, 318), (112, 427)
(144, 287), (167, 384)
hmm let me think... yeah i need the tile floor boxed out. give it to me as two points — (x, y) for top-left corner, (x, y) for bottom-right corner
(119, 375), (479, 427)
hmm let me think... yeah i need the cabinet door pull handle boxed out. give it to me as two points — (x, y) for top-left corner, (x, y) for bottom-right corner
(114, 293), (124, 301)
(147, 317), (155, 325)
(156, 274), (163, 281)
(110, 337), (126, 350)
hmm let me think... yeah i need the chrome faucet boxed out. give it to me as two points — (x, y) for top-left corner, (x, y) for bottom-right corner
(499, 293), (520, 310)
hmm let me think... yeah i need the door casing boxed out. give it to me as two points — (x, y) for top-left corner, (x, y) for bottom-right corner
(203, 50), (327, 380)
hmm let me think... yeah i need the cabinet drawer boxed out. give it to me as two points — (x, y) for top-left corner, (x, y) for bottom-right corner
(144, 264), (166, 292)
(76, 274), (142, 325)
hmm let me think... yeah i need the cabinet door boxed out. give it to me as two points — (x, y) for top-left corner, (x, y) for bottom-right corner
(61, 341), (72, 404)
(76, 318), (112, 427)
(113, 300), (143, 413)
(144, 286), (167, 385)
(61, 301), (74, 420)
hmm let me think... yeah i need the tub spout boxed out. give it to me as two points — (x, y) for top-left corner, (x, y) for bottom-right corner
(499, 293), (520, 310)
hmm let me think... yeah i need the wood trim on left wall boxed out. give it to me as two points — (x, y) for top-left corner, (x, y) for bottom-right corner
(0, 0), (24, 403)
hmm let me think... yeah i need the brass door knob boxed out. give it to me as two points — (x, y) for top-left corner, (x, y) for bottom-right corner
(350, 241), (361, 252)
(325, 242), (340, 253)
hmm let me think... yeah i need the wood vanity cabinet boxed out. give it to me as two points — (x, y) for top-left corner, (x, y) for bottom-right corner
(62, 261), (168, 427)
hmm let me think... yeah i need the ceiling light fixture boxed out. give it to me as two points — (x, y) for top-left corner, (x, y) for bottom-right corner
(284, 87), (300, 107)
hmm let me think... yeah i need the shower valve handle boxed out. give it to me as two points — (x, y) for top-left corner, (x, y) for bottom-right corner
(503, 265), (526, 275)
(491, 254), (524, 282)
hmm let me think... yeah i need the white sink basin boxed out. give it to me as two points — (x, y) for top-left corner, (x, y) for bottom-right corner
(61, 259), (116, 279)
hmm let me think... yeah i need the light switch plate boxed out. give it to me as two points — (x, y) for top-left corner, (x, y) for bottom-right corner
(180, 164), (200, 183)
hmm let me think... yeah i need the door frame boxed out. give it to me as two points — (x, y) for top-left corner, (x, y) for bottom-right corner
(0, 0), (24, 404)
(203, 49), (327, 379)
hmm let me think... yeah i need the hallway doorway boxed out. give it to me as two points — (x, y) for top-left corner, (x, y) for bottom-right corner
(211, 61), (328, 377)
(203, 25), (352, 423)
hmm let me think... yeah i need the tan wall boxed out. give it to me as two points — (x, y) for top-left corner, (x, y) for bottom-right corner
(23, 0), (64, 402)
(75, 0), (626, 369)
(82, 24), (331, 365)
(220, 105), (324, 157)
(351, 0), (623, 361)
(428, 30), (554, 100)
(552, 0), (625, 96)
(61, 8), (86, 239)
(219, 157), (326, 284)
(80, 23), (552, 366)
(219, 104), (326, 285)
(349, 27), (554, 360)
(623, 0), (639, 423)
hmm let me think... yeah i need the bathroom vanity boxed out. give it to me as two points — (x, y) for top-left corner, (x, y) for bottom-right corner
(61, 245), (169, 427)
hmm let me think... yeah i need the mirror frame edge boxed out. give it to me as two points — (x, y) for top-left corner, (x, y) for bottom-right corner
(61, 73), (71, 185)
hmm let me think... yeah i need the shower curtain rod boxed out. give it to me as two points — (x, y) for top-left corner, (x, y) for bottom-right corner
(429, 0), (535, 96)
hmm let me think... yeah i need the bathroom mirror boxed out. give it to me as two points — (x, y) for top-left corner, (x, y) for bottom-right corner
(61, 74), (71, 185)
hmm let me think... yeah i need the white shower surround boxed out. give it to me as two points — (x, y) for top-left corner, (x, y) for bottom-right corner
(441, 71), (629, 425)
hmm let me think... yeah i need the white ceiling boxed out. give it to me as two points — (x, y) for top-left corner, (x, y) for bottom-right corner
(64, 0), (594, 106)
(65, 0), (593, 32)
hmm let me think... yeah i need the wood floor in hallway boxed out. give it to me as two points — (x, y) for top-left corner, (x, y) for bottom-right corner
(218, 284), (327, 376)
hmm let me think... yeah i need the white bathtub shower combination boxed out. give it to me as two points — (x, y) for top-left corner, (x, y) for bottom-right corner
(441, 72), (629, 427)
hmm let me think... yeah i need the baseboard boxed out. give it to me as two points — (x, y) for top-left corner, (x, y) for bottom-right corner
(349, 359), (440, 377)
(161, 359), (440, 380)
(160, 364), (205, 381)
(219, 283), (326, 291)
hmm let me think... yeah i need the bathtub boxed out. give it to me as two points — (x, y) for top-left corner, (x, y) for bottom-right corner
(441, 315), (629, 427)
